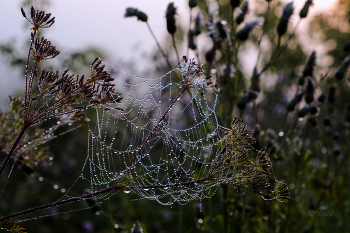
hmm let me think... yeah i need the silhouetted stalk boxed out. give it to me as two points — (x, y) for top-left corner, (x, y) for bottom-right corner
(186, 8), (192, 57)
(146, 22), (173, 70)
(0, 125), (29, 177)
(255, 2), (271, 71)
(260, 19), (301, 75)
(172, 35), (180, 63)
(0, 175), (210, 222)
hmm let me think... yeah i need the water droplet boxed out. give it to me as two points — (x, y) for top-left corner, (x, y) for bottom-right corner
(57, 121), (61, 125)
(278, 131), (284, 137)
(114, 224), (119, 229)
(49, 157), (53, 161)
(198, 218), (203, 224)
(61, 188), (66, 193)
(53, 184), (59, 189)
(123, 190), (131, 194)
(38, 177), (44, 181)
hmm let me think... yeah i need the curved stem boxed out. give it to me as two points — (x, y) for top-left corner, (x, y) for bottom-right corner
(0, 175), (209, 222)
(146, 22), (173, 70)
(0, 125), (29, 177)
(172, 35), (180, 63)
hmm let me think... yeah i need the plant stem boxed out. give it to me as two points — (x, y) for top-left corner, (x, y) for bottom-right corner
(172, 35), (180, 63)
(0, 176), (209, 222)
(0, 125), (29, 177)
(146, 22), (173, 70)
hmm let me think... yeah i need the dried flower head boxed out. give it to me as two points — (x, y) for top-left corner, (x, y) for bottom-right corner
(124, 7), (148, 22)
(271, 180), (292, 202)
(237, 18), (264, 41)
(166, 2), (177, 35)
(303, 51), (316, 78)
(31, 36), (60, 62)
(21, 6), (55, 33)
(179, 56), (213, 88)
(88, 57), (115, 86)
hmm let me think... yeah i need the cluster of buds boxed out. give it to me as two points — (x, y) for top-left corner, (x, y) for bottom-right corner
(179, 56), (218, 89)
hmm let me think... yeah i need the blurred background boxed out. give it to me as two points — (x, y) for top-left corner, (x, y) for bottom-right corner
(1, 0), (349, 233)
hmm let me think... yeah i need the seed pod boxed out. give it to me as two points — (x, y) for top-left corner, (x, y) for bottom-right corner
(237, 18), (264, 41)
(189, 0), (198, 8)
(299, 0), (313, 19)
(236, 1), (249, 25)
(166, 3), (177, 35)
(230, 0), (241, 9)
(194, 13), (201, 36)
(277, 2), (294, 37)
(335, 56), (350, 80)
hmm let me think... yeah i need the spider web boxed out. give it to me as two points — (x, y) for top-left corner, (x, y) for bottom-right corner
(83, 60), (224, 205)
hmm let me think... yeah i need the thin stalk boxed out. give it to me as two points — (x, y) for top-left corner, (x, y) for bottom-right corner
(24, 35), (35, 119)
(186, 8), (192, 58)
(0, 125), (29, 177)
(172, 35), (180, 63)
(146, 22), (173, 70)
(0, 176), (209, 222)
(259, 19), (301, 76)
(255, 2), (271, 71)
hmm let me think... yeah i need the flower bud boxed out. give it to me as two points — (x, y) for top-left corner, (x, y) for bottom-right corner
(297, 107), (310, 118)
(230, 0), (241, 9)
(317, 93), (326, 104)
(237, 91), (258, 110)
(194, 13), (201, 36)
(286, 99), (297, 112)
(303, 51), (316, 77)
(299, 0), (313, 19)
(344, 40), (350, 52)
(333, 146), (341, 157)
(131, 221), (143, 233)
(205, 47), (216, 63)
(166, 3), (177, 35)
(236, 2), (249, 25)
(237, 18), (264, 41)
(323, 117), (331, 126)
(189, 0), (198, 8)
(250, 68), (261, 92)
(304, 78), (315, 104)
(335, 56), (350, 80)
(309, 105), (318, 115)
(328, 86), (336, 104)
(124, 8), (148, 22)
(308, 117), (317, 127)
(277, 1), (294, 37)
(188, 30), (197, 50)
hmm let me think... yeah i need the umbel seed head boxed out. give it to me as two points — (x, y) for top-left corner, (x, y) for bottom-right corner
(21, 6), (55, 33)
(31, 36), (60, 62)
